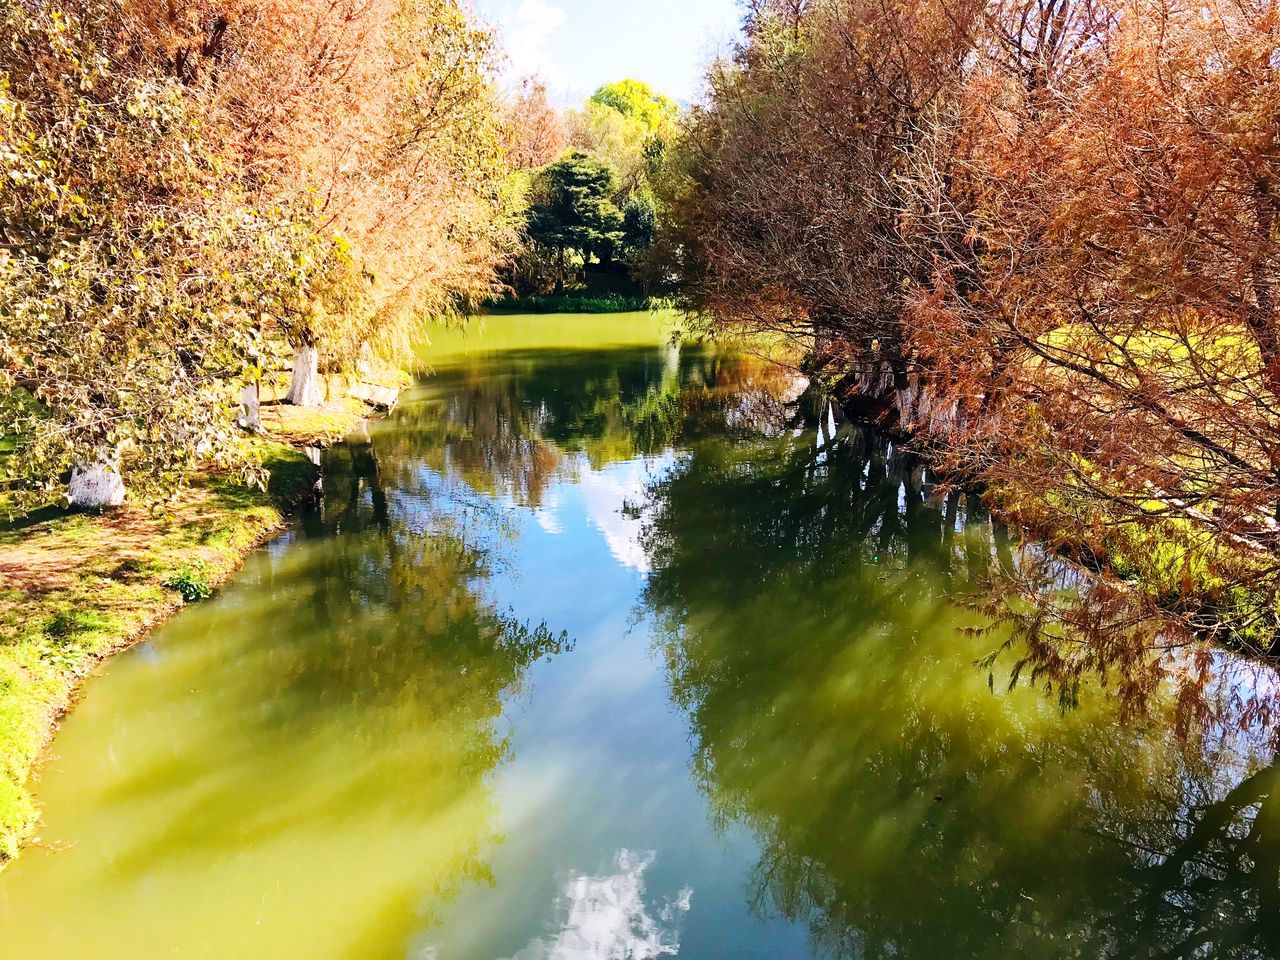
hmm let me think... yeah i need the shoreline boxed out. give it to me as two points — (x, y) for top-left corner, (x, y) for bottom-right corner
(0, 383), (406, 868)
(825, 371), (1278, 669)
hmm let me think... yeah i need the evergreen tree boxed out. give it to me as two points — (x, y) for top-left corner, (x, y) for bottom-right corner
(527, 151), (625, 292)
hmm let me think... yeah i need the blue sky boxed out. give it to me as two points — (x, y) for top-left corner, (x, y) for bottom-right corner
(472, 0), (743, 104)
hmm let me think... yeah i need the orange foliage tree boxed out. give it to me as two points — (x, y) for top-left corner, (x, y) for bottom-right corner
(502, 77), (568, 171)
(660, 0), (1280, 690)
(122, 0), (517, 405)
(657, 0), (984, 400)
(914, 0), (1280, 646)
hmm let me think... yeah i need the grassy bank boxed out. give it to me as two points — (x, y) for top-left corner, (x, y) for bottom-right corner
(0, 385), (397, 866)
(484, 293), (669, 314)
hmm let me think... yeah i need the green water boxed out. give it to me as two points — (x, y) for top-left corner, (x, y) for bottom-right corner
(2, 314), (1278, 958)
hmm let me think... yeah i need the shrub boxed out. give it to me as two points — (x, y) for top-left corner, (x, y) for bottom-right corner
(164, 563), (214, 603)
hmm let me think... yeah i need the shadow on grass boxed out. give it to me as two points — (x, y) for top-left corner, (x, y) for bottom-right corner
(0, 504), (69, 533)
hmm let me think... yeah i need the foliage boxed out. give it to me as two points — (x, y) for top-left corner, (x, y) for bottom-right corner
(164, 562), (214, 602)
(572, 78), (679, 198)
(589, 79), (679, 134)
(571, 79), (678, 190)
(621, 192), (658, 255)
(502, 77), (567, 170)
(0, 0), (516, 505)
(484, 293), (665, 314)
(0, 2), (270, 510)
(525, 151), (625, 289)
(657, 0), (1280, 661)
(654, 0), (976, 343)
(498, 77), (679, 301)
(906, 0), (1280, 657)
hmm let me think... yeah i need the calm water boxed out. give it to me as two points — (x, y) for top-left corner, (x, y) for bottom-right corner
(2, 314), (1278, 959)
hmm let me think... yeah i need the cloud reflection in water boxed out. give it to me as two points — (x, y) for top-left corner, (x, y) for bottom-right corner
(503, 850), (692, 960)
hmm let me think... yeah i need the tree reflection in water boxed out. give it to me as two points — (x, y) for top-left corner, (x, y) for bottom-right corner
(640, 423), (1280, 959)
(1, 408), (572, 958)
(384, 346), (803, 510)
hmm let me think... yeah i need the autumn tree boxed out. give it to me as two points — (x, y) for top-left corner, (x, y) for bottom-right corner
(656, 0), (982, 386)
(502, 76), (568, 171)
(0, 2), (266, 509)
(0, 0), (517, 509)
(659, 0), (1280, 700)
(156, 0), (516, 408)
(912, 0), (1280, 648)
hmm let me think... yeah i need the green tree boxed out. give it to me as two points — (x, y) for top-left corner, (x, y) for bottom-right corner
(570, 79), (679, 193)
(526, 151), (624, 293)
(622, 192), (658, 257)
(589, 79), (679, 136)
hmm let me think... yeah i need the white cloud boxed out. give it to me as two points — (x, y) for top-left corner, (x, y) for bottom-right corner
(577, 460), (659, 574)
(502, 850), (692, 960)
(533, 488), (565, 535)
(497, 0), (568, 87)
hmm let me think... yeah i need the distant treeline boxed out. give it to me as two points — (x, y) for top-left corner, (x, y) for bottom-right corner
(497, 79), (677, 304)
(485, 294), (668, 315)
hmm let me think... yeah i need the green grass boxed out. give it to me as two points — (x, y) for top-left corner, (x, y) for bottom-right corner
(0, 367), (399, 864)
(0, 433), (342, 866)
(0, 359), (396, 866)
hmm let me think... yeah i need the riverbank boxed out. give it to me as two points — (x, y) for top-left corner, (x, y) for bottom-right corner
(826, 363), (1277, 663)
(484, 293), (669, 314)
(0, 380), (405, 867)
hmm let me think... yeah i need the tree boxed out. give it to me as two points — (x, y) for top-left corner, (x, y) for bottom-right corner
(168, 0), (516, 408)
(622, 192), (658, 257)
(657, 0), (1280, 689)
(656, 0), (980, 369)
(0, 0), (517, 510)
(910, 0), (1280, 648)
(570, 79), (678, 194)
(526, 151), (624, 293)
(0, 2), (266, 510)
(502, 76), (568, 170)
(589, 79), (678, 135)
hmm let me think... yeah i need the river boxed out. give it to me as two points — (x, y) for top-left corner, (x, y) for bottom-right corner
(1, 314), (1276, 959)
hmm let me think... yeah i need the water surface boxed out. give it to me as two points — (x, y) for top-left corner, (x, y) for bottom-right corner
(2, 314), (1277, 959)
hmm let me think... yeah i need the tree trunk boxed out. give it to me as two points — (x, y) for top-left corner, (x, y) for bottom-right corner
(69, 460), (126, 510)
(287, 344), (324, 408)
(555, 246), (566, 295)
(237, 382), (261, 432)
(661, 341), (681, 385)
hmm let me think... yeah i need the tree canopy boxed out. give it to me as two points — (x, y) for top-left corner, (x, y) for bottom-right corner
(656, 0), (1280, 671)
(526, 151), (625, 289)
(589, 79), (679, 134)
(0, 0), (516, 508)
